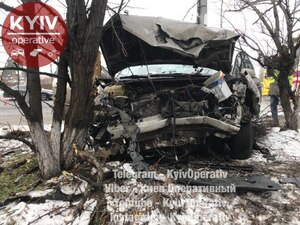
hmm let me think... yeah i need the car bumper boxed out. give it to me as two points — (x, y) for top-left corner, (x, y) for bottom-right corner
(107, 114), (240, 140)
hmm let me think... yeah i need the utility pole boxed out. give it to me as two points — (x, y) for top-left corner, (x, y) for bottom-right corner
(220, 0), (224, 28)
(197, 0), (207, 25)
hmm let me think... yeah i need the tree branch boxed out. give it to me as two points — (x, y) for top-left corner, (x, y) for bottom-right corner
(235, 40), (265, 67)
(251, 6), (273, 25)
(0, 67), (65, 79)
(271, 0), (280, 40)
(0, 134), (36, 152)
(0, 80), (32, 120)
(117, 0), (125, 13)
(278, 0), (294, 53)
(182, 1), (198, 21)
(222, 14), (265, 57)
(74, 148), (104, 186)
(241, 0), (282, 51)
(106, 5), (117, 14)
(0, 2), (14, 11)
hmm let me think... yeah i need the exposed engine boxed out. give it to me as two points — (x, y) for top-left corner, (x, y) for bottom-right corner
(90, 74), (258, 169)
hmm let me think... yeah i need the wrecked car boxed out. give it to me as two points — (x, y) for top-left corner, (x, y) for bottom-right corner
(91, 15), (260, 169)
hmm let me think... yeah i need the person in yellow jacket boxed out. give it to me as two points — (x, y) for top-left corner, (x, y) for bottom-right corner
(267, 68), (293, 126)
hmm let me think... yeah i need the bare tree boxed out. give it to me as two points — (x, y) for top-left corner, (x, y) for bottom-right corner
(0, 0), (108, 178)
(228, 0), (300, 130)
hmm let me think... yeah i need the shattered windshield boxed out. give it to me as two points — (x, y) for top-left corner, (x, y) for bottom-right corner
(116, 64), (218, 78)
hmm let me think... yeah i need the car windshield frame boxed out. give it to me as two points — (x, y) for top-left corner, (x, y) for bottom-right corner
(116, 64), (218, 79)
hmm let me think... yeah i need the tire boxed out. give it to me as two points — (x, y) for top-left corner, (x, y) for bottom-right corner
(228, 122), (253, 159)
(207, 136), (226, 155)
(41, 93), (48, 101)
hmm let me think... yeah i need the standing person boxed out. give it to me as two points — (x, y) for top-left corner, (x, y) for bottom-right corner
(267, 68), (280, 126)
(267, 68), (294, 127)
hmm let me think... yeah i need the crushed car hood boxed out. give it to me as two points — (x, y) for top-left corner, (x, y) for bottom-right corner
(100, 14), (240, 76)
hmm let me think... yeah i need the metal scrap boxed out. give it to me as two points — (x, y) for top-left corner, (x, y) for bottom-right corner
(188, 162), (254, 172)
(280, 176), (300, 188)
(113, 107), (148, 171)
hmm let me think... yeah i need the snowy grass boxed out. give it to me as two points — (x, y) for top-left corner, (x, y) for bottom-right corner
(0, 123), (300, 224)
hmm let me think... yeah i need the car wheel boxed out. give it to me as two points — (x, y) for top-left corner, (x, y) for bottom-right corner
(41, 93), (48, 101)
(228, 122), (253, 159)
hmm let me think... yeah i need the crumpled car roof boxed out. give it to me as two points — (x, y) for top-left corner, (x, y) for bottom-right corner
(100, 14), (240, 76)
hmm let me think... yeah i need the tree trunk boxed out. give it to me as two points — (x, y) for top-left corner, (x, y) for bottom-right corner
(62, 55), (95, 168)
(62, 0), (108, 168)
(278, 71), (298, 130)
(29, 122), (60, 178)
(26, 68), (61, 178)
(0, 0), (108, 178)
(50, 50), (68, 167)
(63, 127), (88, 167)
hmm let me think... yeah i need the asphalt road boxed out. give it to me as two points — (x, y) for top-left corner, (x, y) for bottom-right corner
(0, 91), (52, 126)
(0, 92), (273, 126)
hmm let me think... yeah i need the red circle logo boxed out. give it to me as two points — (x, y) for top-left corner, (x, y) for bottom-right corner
(1, 2), (67, 68)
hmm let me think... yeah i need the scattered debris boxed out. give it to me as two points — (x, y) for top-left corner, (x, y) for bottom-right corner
(188, 161), (254, 172)
(0, 115), (300, 224)
(280, 176), (300, 188)
(0, 198), (97, 225)
(176, 176), (281, 192)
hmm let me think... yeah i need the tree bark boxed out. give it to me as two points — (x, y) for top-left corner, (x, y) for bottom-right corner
(0, 69), (60, 178)
(278, 71), (298, 131)
(50, 50), (68, 167)
(0, 0), (108, 176)
(62, 0), (108, 168)
(28, 122), (60, 178)
(26, 68), (61, 178)
(62, 55), (95, 167)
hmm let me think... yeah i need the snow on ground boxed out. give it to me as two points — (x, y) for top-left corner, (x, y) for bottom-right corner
(0, 122), (300, 224)
(257, 128), (300, 161)
(0, 174), (94, 225)
(103, 126), (300, 225)
(0, 124), (52, 134)
(0, 199), (97, 225)
(0, 125), (51, 157)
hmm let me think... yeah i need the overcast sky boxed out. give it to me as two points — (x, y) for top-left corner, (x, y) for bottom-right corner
(2, 0), (297, 75)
